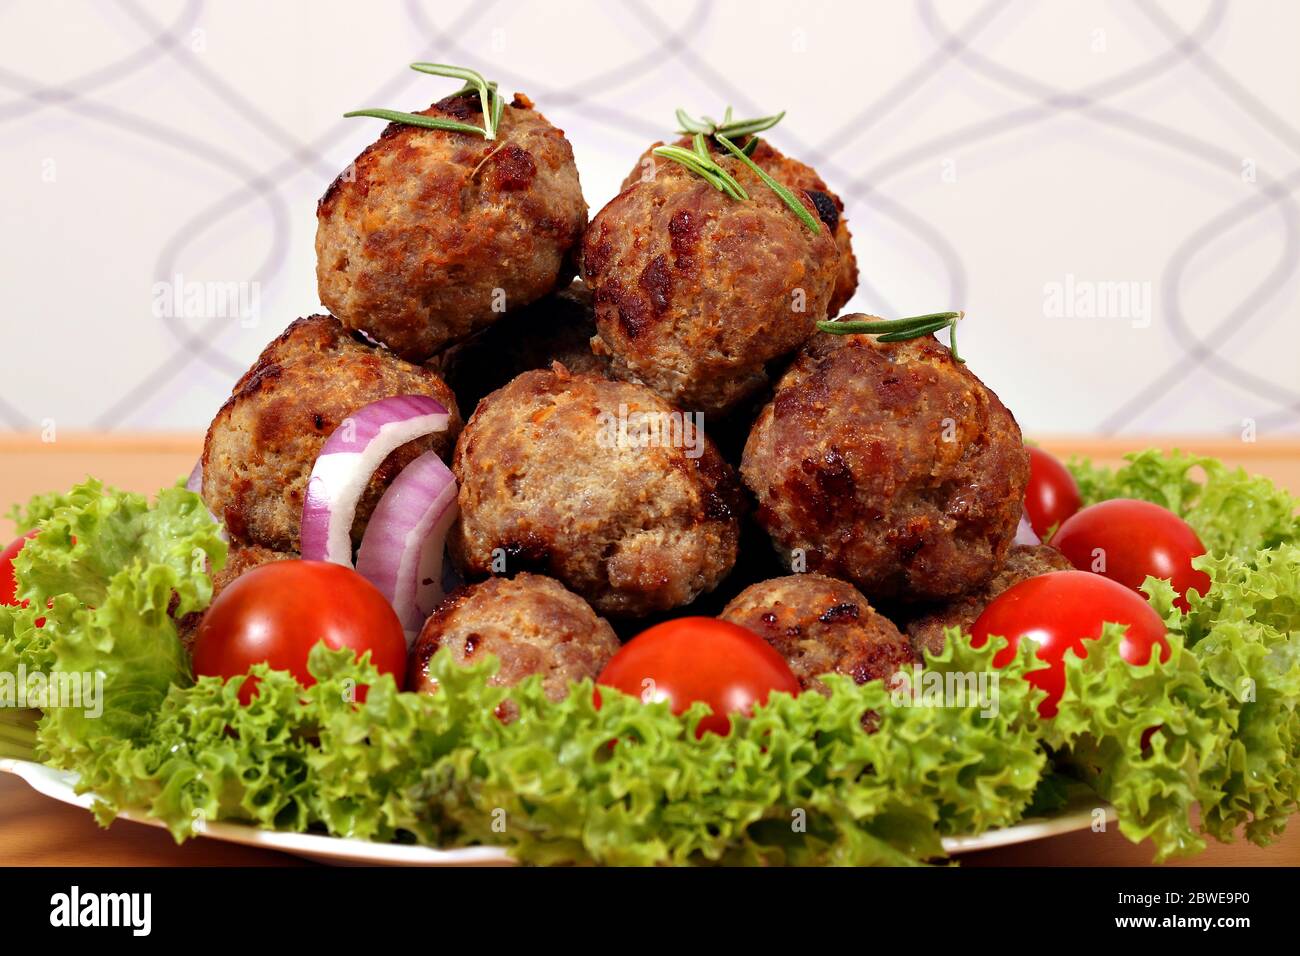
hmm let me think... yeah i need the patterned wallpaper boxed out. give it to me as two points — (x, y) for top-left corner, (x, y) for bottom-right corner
(1, 0), (1296, 436)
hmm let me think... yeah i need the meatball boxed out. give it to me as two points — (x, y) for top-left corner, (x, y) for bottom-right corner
(408, 573), (619, 705)
(435, 280), (609, 414)
(582, 153), (839, 415)
(450, 364), (744, 616)
(202, 314), (462, 552)
(721, 573), (915, 695)
(176, 545), (293, 650)
(622, 136), (858, 313)
(742, 327), (1029, 602)
(316, 90), (587, 361)
(906, 544), (1072, 658)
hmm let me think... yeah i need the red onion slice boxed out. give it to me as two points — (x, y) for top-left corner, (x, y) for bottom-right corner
(1014, 509), (1041, 546)
(300, 395), (451, 564)
(356, 451), (458, 641)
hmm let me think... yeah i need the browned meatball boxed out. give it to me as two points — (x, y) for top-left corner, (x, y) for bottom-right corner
(435, 280), (609, 414)
(905, 544), (1072, 658)
(742, 327), (1030, 603)
(176, 545), (294, 650)
(450, 364), (744, 616)
(622, 136), (858, 313)
(582, 154), (839, 415)
(721, 573), (915, 695)
(408, 573), (619, 705)
(202, 314), (462, 552)
(316, 91), (587, 361)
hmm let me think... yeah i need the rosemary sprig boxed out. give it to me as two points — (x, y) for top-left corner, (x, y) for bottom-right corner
(652, 143), (748, 200)
(715, 133), (820, 233)
(817, 311), (966, 362)
(660, 106), (818, 232)
(675, 107), (785, 140)
(345, 63), (504, 139)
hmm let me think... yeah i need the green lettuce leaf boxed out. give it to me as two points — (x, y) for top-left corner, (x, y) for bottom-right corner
(1172, 547), (1300, 845)
(9, 481), (227, 765)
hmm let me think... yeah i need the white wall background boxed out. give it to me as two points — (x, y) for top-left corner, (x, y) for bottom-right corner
(1, 0), (1297, 437)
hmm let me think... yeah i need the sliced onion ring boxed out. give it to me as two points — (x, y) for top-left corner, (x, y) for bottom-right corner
(1014, 508), (1041, 546)
(356, 451), (458, 641)
(300, 395), (451, 565)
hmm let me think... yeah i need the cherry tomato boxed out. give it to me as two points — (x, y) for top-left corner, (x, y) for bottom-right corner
(1024, 446), (1082, 539)
(191, 560), (406, 704)
(597, 617), (800, 737)
(1051, 498), (1210, 612)
(971, 570), (1169, 718)
(0, 530), (39, 607)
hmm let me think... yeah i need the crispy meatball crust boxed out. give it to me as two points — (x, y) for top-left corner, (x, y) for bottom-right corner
(450, 364), (744, 616)
(316, 91), (587, 361)
(742, 327), (1030, 603)
(435, 280), (609, 414)
(582, 155), (839, 415)
(721, 573), (915, 695)
(202, 314), (462, 553)
(408, 573), (619, 702)
(622, 137), (858, 313)
(906, 544), (1072, 658)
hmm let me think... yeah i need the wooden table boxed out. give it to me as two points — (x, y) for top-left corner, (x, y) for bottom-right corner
(2, 433), (1298, 867)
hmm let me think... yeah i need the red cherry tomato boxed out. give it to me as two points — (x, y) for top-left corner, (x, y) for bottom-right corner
(191, 560), (406, 704)
(0, 530), (40, 607)
(597, 617), (800, 737)
(1051, 498), (1211, 612)
(971, 570), (1170, 718)
(1024, 446), (1082, 539)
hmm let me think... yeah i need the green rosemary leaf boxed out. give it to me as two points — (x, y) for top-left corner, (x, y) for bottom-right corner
(717, 110), (786, 138)
(875, 318), (950, 342)
(715, 133), (819, 232)
(490, 86), (504, 137)
(410, 62), (495, 138)
(820, 312), (963, 335)
(675, 108), (710, 135)
(342, 109), (487, 137)
(816, 311), (966, 362)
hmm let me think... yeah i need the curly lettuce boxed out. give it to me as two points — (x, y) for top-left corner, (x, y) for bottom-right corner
(6, 480), (226, 761)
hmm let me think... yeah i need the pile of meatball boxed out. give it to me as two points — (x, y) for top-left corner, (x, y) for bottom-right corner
(197, 84), (1068, 704)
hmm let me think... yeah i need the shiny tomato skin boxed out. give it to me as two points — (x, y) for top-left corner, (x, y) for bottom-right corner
(1051, 498), (1211, 612)
(1024, 446), (1082, 539)
(0, 531), (40, 607)
(597, 617), (800, 737)
(191, 560), (406, 704)
(971, 570), (1169, 718)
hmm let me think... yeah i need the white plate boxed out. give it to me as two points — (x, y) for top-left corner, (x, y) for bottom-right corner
(1, 757), (1113, 865)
